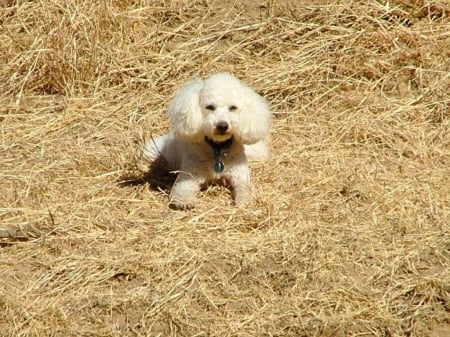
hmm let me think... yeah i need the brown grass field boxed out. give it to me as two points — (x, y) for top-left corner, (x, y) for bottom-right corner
(1, 0), (449, 336)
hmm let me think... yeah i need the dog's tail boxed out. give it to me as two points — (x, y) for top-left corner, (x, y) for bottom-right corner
(138, 135), (163, 163)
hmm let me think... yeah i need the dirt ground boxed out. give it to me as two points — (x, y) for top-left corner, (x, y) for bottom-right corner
(1, 0), (449, 336)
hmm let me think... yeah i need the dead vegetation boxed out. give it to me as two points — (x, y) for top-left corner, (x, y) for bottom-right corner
(1, 0), (449, 336)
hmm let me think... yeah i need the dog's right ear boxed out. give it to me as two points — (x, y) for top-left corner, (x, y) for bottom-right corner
(168, 78), (204, 141)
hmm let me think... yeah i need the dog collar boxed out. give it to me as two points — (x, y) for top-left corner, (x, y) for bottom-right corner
(204, 136), (233, 173)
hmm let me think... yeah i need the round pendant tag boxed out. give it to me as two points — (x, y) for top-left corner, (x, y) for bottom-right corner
(215, 160), (224, 173)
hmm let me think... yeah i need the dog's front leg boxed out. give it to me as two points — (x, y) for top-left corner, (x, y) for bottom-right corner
(169, 172), (203, 210)
(228, 164), (251, 206)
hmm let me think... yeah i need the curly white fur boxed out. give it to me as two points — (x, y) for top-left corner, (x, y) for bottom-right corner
(142, 73), (271, 209)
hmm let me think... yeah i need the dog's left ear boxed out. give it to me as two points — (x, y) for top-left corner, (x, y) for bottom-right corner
(238, 86), (271, 144)
(168, 78), (204, 141)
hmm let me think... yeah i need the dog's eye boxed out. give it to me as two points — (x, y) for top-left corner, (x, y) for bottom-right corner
(205, 104), (216, 111)
(229, 105), (238, 111)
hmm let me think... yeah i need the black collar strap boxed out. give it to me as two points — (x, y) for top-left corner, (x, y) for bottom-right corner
(204, 136), (233, 173)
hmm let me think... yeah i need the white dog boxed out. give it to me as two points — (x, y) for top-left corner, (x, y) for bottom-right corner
(141, 73), (271, 209)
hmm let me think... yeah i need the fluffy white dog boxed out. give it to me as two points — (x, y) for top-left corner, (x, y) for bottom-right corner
(141, 73), (271, 209)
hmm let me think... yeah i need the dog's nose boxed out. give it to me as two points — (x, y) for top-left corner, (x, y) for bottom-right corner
(216, 121), (229, 134)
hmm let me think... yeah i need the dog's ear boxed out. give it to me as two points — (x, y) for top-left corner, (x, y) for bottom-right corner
(238, 86), (271, 144)
(168, 78), (204, 141)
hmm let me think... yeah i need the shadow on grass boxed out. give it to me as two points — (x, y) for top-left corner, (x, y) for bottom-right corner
(117, 157), (176, 192)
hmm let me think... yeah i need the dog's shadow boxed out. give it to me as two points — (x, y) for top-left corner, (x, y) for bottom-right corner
(118, 157), (176, 192)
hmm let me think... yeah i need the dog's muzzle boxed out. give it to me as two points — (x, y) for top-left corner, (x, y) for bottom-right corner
(215, 121), (229, 134)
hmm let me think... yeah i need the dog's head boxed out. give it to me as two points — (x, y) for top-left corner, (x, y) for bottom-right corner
(168, 73), (270, 145)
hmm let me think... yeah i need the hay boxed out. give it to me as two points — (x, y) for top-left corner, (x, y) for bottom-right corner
(1, 0), (449, 336)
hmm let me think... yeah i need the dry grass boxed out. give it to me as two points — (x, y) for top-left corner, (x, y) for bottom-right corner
(1, 0), (449, 336)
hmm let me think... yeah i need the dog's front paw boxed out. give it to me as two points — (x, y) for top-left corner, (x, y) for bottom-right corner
(169, 199), (195, 210)
(169, 174), (202, 210)
(233, 186), (251, 207)
(169, 190), (197, 210)
(234, 195), (250, 207)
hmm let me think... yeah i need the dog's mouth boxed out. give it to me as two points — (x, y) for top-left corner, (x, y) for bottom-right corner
(204, 135), (233, 148)
(206, 121), (233, 144)
(210, 133), (233, 143)
(210, 128), (233, 142)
